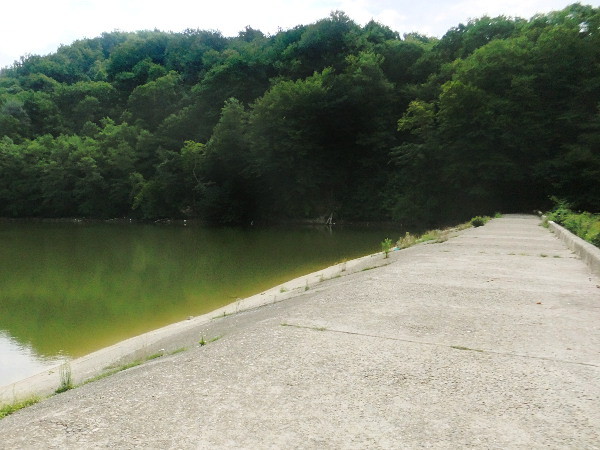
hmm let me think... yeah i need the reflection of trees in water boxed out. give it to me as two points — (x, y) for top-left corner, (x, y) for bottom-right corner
(0, 222), (388, 361)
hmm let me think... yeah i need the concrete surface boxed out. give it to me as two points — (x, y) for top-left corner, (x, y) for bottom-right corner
(548, 219), (600, 277)
(1, 214), (599, 449)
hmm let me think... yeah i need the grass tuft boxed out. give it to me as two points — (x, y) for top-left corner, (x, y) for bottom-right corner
(0, 397), (40, 420)
(146, 351), (164, 360)
(55, 363), (74, 394)
(398, 232), (417, 249)
(396, 228), (451, 250)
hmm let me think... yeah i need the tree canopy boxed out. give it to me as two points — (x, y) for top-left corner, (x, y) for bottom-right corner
(1, 5), (598, 225)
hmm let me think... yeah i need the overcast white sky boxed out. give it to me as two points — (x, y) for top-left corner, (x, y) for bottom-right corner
(1, 0), (598, 69)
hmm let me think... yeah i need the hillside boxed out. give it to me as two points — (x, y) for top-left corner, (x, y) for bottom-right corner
(0, 5), (599, 224)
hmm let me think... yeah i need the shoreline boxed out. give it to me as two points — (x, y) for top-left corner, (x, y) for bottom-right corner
(0, 247), (392, 404)
(0, 216), (403, 228)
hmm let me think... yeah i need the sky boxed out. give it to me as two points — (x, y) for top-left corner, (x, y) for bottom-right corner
(1, 0), (599, 69)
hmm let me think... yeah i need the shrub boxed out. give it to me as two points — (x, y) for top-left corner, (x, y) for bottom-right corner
(381, 238), (393, 258)
(547, 197), (572, 224)
(471, 216), (487, 227)
(546, 199), (600, 248)
(397, 232), (416, 249)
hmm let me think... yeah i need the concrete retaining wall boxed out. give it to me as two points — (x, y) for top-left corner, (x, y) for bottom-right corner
(548, 220), (600, 277)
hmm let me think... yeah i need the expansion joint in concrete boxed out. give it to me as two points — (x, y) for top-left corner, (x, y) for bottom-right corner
(282, 323), (600, 369)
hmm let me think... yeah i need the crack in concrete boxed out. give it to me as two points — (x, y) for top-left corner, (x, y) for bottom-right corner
(284, 323), (600, 368)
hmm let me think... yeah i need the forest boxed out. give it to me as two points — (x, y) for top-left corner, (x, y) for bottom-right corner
(0, 4), (599, 226)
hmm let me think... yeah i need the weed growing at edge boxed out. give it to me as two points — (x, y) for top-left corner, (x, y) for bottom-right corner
(84, 360), (143, 385)
(55, 363), (74, 394)
(381, 238), (393, 258)
(215, 310), (234, 319)
(198, 335), (221, 346)
(398, 232), (417, 249)
(456, 221), (473, 231)
(397, 228), (451, 250)
(471, 216), (490, 227)
(0, 397), (40, 420)
(85, 349), (179, 386)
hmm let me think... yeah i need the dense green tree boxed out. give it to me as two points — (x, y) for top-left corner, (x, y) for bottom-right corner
(277, 11), (362, 78)
(249, 70), (333, 218)
(127, 71), (182, 129)
(53, 81), (119, 132)
(192, 99), (255, 223)
(188, 46), (272, 137)
(0, 97), (31, 140)
(435, 15), (525, 61)
(164, 29), (227, 83)
(0, 137), (39, 216)
(389, 100), (445, 226)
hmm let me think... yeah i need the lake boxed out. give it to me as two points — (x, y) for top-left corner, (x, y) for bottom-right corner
(0, 221), (396, 387)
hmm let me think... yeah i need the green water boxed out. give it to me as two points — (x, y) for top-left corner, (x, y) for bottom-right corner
(0, 222), (396, 386)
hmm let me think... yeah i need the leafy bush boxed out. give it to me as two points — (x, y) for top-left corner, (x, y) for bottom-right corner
(547, 197), (572, 224)
(470, 216), (488, 227)
(546, 199), (600, 248)
(381, 238), (393, 258)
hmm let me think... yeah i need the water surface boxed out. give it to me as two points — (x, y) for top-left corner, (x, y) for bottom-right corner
(0, 222), (396, 386)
